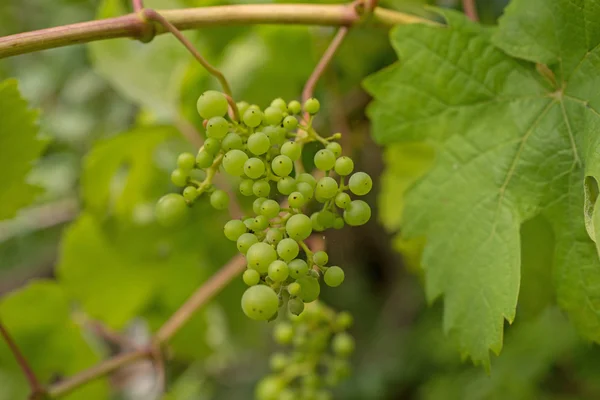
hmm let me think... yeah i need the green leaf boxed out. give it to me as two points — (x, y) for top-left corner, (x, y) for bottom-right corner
(0, 281), (109, 400)
(0, 79), (47, 221)
(364, 5), (600, 365)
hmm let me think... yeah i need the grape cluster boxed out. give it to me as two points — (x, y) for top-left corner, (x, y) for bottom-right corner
(156, 91), (372, 321)
(256, 302), (355, 400)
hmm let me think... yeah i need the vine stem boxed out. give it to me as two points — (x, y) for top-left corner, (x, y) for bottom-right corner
(0, 321), (45, 397)
(463, 0), (479, 21)
(0, 4), (432, 59)
(132, 0), (144, 13)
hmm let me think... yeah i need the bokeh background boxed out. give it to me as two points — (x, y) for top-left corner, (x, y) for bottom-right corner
(2, 0), (600, 399)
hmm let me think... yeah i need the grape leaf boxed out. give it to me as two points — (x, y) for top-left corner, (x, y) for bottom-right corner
(0, 281), (108, 400)
(364, 4), (600, 366)
(0, 79), (47, 221)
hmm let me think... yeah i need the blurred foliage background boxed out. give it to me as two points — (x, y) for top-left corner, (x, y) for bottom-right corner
(2, 0), (600, 399)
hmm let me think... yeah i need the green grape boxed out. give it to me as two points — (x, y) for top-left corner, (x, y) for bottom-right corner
(246, 242), (277, 274)
(206, 116), (229, 139)
(271, 98), (288, 112)
(221, 132), (243, 151)
(253, 215), (270, 231)
(264, 126), (286, 145)
(334, 156), (354, 176)
(303, 98), (320, 114)
(326, 142), (342, 158)
(309, 269), (320, 279)
(170, 168), (188, 187)
(334, 192), (351, 209)
(324, 266), (344, 287)
(239, 179), (254, 196)
(296, 182), (314, 201)
(277, 176), (296, 195)
(288, 192), (306, 208)
(197, 90), (228, 119)
(264, 106), (284, 126)
(243, 269), (261, 286)
(177, 152), (196, 171)
(210, 190), (229, 210)
(253, 180), (271, 197)
(287, 282), (301, 296)
(297, 173), (317, 187)
(237, 101), (249, 117)
(237, 233), (259, 254)
(268, 260), (289, 282)
(243, 108), (263, 127)
(273, 322), (294, 344)
(195, 150), (213, 169)
(286, 214), (313, 240)
(242, 285), (279, 321)
(332, 332), (355, 356)
(313, 251), (328, 266)
(311, 212), (325, 232)
(223, 149), (248, 176)
(317, 210), (335, 228)
(183, 186), (198, 202)
(288, 259), (308, 279)
(244, 157), (266, 179)
(335, 311), (353, 330)
(283, 115), (298, 130)
(266, 228), (283, 244)
(297, 276), (320, 302)
(277, 238), (300, 261)
(343, 200), (371, 226)
(272, 155), (293, 177)
(315, 177), (338, 199)
(288, 100), (302, 114)
(269, 353), (288, 371)
(281, 141), (301, 161)
(348, 171), (373, 196)
(288, 297), (305, 316)
(244, 218), (255, 231)
(253, 197), (267, 215)
(260, 199), (280, 218)
(248, 132), (271, 155)
(333, 217), (344, 230)
(156, 193), (188, 227)
(203, 138), (221, 155)
(314, 149), (336, 171)
(224, 219), (247, 241)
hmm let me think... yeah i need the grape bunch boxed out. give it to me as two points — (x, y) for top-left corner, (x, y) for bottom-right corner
(256, 302), (355, 400)
(155, 91), (372, 321)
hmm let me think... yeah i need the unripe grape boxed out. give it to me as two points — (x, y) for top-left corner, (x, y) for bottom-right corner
(239, 179), (254, 196)
(288, 192), (306, 208)
(287, 282), (301, 296)
(273, 322), (294, 344)
(224, 219), (247, 241)
(272, 155), (293, 177)
(315, 177), (338, 200)
(326, 142), (342, 158)
(269, 353), (288, 371)
(349, 172), (373, 196)
(260, 199), (280, 218)
(243, 108), (263, 127)
(314, 149), (336, 171)
(196, 150), (213, 169)
(268, 260), (289, 282)
(253, 197), (267, 215)
(242, 285), (279, 321)
(333, 217), (344, 230)
(313, 251), (328, 266)
(309, 269), (320, 279)
(311, 212), (325, 232)
(177, 152), (196, 171)
(237, 233), (258, 254)
(334, 156), (354, 176)
(296, 182), (314, 201)
(283, 116), (298, 130)
(203, 138), (220, 155)
(288, 100), (302, 115)
(303, 98), (320, 114)
(334, 192), (351, 209)
(221, 132), (243, 151)
(297, 276), (320, 302)
(281, 141), (301, 161)
(286, 214), (312, 241)
(210, 190), (229, 210)
(197, 90), (228, 119)
(332, 332), (355, 356)
(206, 116), (229, 139)
(324, 266), (344, 287)
(335, 311), (353, 330)
(317, 210), (335, 228)
(248, 132), (271, 155)
(343, 200), (371, 226)
(236, 101), (249, 117)
(266, 228), (283, 244)
(223, 149), (248, 176)
(288, 259), (308, 279)
(253, 180), (271, 197)
(271, 98), (288, 112)
(277, 176), (296, 195)
(170, 168), (188, 187)
(156, 193), (188, 227)
(277, 238), (300, 261)
(288, 297), (305, 316)
(264, 126), (285, 145)
(264, 106), (284, 126)
(244, 157), (266, 179)
(183, 186), (198, 202)
(253, 215), (270, 231)
(246, 242), (277, 274)
(243, 269), (260, 286)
